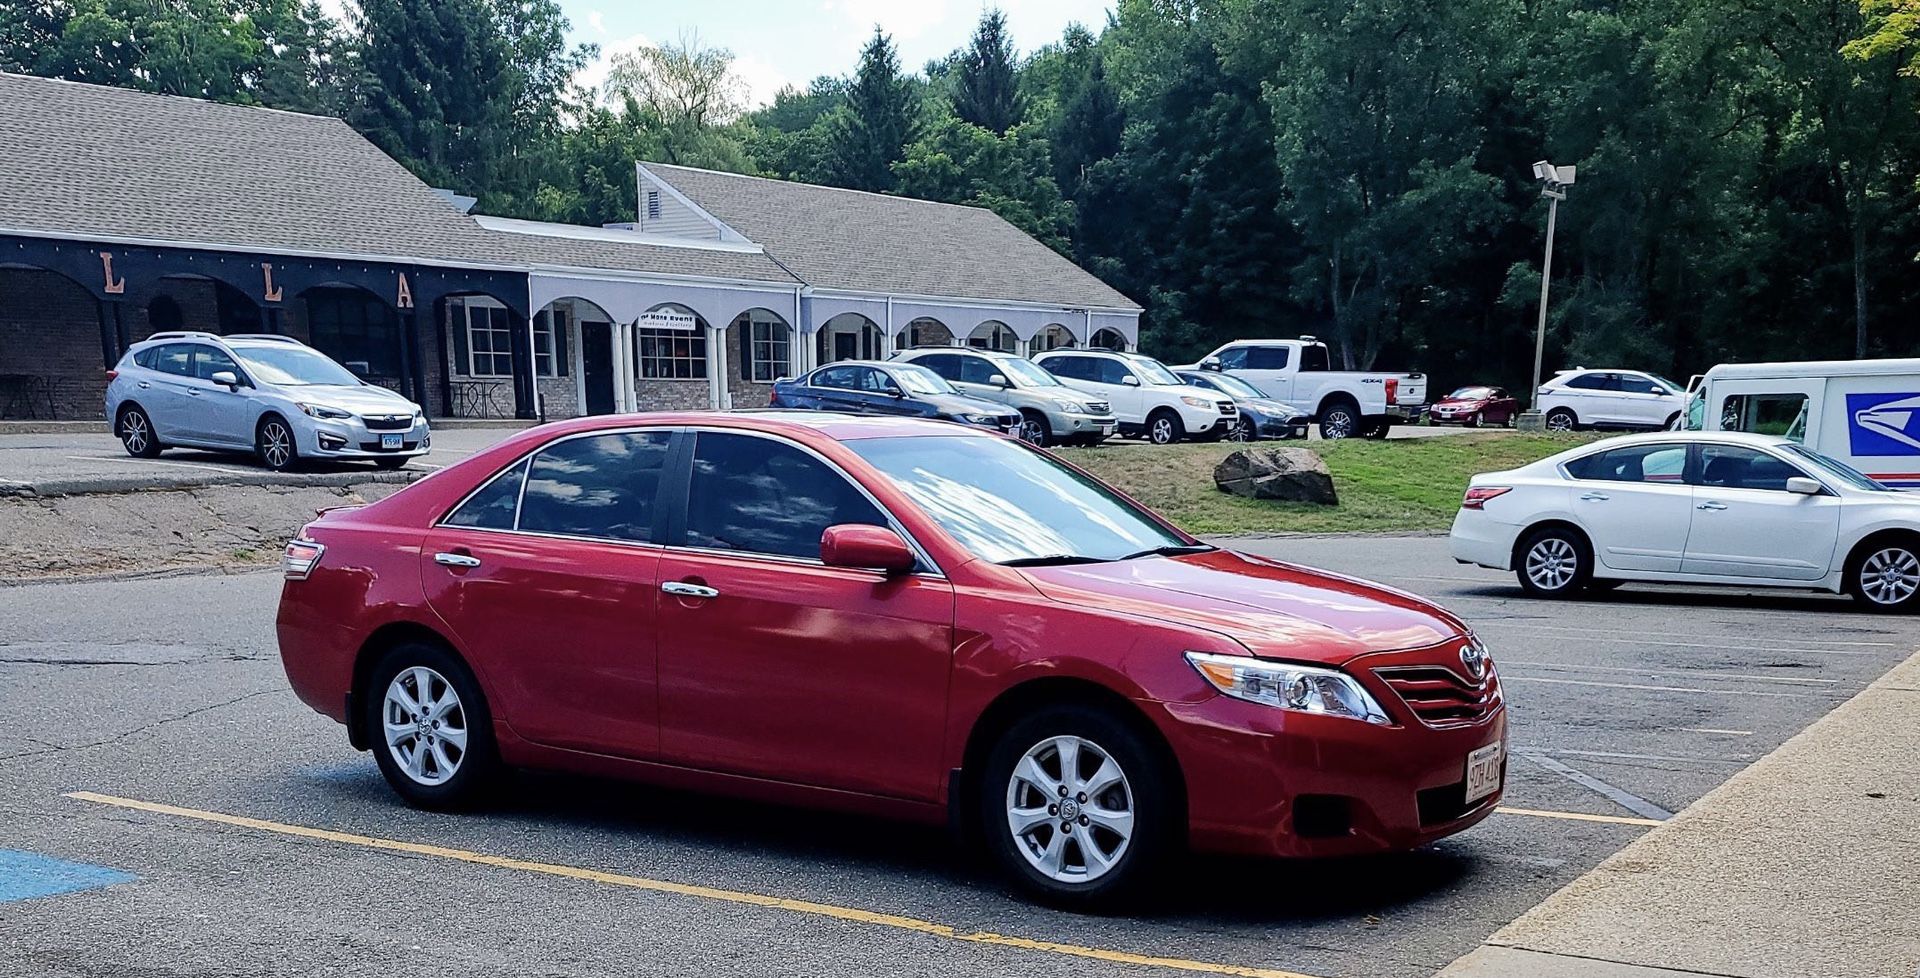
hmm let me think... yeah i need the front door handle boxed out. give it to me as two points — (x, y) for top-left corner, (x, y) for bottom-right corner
(1697, 500), (1728, 511)
(1579, 492), (1610, 502)
(661, 581), (720, 599)
(137, 381), (151, 389)
(434, 552), (482, 568)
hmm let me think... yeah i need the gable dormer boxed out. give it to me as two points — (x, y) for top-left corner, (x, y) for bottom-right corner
(635, 164), (752, 244)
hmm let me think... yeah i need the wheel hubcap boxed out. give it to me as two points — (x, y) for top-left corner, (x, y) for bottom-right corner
(263, 424), (291, 467)
(122, 414), (148, 452)
(1860, 548), (1919, 605)
(1526, 538), (1577, 590)
(1548, 414), (1572, 431)
(383, 666), (467, 786)
(1152, 420), (1173, 443)
(1325, 413), (1352, 438)
(1006, 735), (1133, 885)
(1020, 419), (1045, 444)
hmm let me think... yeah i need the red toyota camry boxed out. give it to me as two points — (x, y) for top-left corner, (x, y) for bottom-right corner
(277, 412), (1504, 905)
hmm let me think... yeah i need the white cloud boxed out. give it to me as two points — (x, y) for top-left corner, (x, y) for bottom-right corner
(731, 51), (793, 109)
(586, 10), (608, 36)
(821, 0), (952, 40)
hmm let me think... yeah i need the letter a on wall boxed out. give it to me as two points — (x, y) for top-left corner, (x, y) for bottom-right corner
(99, 252), (125, 294)
(396, 273), (414, 309)
(261, 263), (284, 302)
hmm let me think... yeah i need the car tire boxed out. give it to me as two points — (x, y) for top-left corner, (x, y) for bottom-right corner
(1515, 526), (1592, 598)
(117, 405), (163, 458)
(1464, 413), (1480, 428)
(978, 703), (1177, 909)
(256, 414), (299, 472)
(1361, 420), (1390, 440)
(1146, 409), (1184, 445)
(1846, 539), (1920, 612)
(1545, 408), (1578, 433)
(1319, 403), (1360, 440)
(1018, 410), (1053, 447)
(1664, 412), (1682, 431)
(365, 641), (501, 809)
(373, 456), (409, 471)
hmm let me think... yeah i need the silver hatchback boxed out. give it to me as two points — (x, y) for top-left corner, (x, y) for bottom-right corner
(104, 332), (430, 471)
(891, 348), (1118, 446)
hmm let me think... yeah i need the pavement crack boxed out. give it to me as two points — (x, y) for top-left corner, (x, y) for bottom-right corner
(0, 688), (279, 763)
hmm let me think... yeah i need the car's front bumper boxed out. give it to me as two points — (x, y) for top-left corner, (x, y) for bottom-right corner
(300, 416), (433, 459)
(1050, 409), (1119, 440)
(1247, 411), (1311, 438)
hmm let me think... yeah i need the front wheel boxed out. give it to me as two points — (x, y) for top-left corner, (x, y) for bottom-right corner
(1516, 527), (1592, 598)
(1319, 403), (1359, 440)
(256, 415), (298, 472)
(1018, 411), (1053, 447)
(1146, 410), (1184, 445)
(979, 704), (1176, 907)
(366, 642), (501, 808)
(1849, 542), (1920, 612)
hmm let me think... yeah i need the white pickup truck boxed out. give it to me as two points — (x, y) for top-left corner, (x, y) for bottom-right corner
(1175, 337), (1428, 439)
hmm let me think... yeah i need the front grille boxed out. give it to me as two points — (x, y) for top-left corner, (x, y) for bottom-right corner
(1374, 665), (1500, 728)
(361, 414), (414, 431)
(1218, 402), (1237, 415)
(1417, 777), (1498, 827)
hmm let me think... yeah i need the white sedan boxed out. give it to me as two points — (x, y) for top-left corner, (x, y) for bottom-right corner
(1449, 431), (1920, 610)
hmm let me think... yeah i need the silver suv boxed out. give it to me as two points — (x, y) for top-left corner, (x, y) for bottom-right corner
(104, 332), (430, 471)
(891, 348), (1118, 446)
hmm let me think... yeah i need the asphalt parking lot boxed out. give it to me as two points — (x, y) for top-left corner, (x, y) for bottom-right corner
(1, 536), (1908, 978)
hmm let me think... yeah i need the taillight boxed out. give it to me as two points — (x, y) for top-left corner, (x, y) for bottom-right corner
(105, 369), (119, 382)
(1385, 377), (1399, 404)
(1461, 487), (1511, 510)
(769, 389), (782, 406)
(284, 538), (325, 580)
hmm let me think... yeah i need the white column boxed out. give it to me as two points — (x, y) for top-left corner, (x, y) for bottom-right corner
(790, 323), (807, 377)
(610, 322), (628, 412)
(708, 325), (729, 409)
(571, 309), (587, 417)
(1016, 336), (1031, 358)
(883, 297), (896, 357)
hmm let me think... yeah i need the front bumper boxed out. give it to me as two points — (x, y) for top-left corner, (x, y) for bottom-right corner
(1052, 409), (1120, 439)
(1157, 685), (1507, 859)
(301, 416), (433, 458)
(1247, 412), (1311, 438)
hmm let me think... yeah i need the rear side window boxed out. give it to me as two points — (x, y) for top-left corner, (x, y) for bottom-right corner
(914, 354), (960, 380)
(517, 431), (672, 542)
(1565, 372), (1612, 391)
(152, 344), (193, 376)
(1299, 345), (1330, 372)
(685, 432), (886, 560)
(1565, 444), (1689, 483)
(1246, 346), (1290, 370)
(444, 457), (530, 530)
(132, 347), (159, 369)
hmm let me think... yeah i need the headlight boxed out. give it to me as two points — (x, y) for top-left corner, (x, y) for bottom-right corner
(1179, 395), (1213, 409)
(1058, 399), (1091, 413)
(1185, 651), (1391, 725)
(961, 413), (996, 424)
(296, 403), (352, 420)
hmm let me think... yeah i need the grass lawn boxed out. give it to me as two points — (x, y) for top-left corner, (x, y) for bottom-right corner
(1056, 432), (1601, 536)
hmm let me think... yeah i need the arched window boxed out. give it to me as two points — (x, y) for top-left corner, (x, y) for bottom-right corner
(1090, 327), (1128, 352)
(1033, 324), (1076, 353)
(733, 308), (790, 382)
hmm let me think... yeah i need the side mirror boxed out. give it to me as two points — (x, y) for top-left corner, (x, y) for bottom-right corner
(885, 387), (905, 398)
(1121, 375), (1141, 387)
(820, 524), (916, 574)
(210, 371), (240, 389)
(1785, 477), (1822, 496)
(1200, 357), (1222, 372)
(988, 373), (1010, 388)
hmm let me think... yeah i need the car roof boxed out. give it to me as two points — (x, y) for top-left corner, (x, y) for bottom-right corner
(1571, 430), (1795, 451)
(515, 411), (1001, 444)
(1704, 357), (1920, 381)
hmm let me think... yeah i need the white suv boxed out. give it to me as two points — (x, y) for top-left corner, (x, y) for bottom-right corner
(1033, 350), (1236, 444)
(1537, 369), (1686, 432)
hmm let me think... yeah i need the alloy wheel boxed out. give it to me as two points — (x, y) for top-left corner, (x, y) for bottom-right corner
(1546, 412), (1574, 432)
(120, 413), (149, 454)
(1859, 548), (1920, 606)
(1150, 418), (1175, 444)
(1019, 417), (1047, 445)
(1005, 735), (1134, 885)
(1323, 411), (1354, 439)
(261, 421), (292, 469)
(1525, 537), (1578, 591)
(1230, 417), (1253, 442)
(383, 666), (468, 786)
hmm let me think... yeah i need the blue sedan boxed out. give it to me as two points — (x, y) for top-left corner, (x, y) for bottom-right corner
(1175, 370), (1310, 440)
(770, 360), (1023, 435)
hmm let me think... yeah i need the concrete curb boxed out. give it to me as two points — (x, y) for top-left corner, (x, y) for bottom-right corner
(1433, 649), (1920, 978)
(0, 470), (424, 498)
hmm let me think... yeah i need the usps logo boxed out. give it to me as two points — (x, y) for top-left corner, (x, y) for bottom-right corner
(1847, 392), (1920, 456)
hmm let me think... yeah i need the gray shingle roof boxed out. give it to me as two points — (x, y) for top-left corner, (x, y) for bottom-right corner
(0, 73), (798, 285)
(643, 163), (1141, 311)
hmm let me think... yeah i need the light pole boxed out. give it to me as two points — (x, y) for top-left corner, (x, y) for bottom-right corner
(1518, 160), (1575, 431)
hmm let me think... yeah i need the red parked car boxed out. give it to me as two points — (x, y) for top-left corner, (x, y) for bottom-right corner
(1429, 386), (1519, 427)
(277, 412), (1505, 904)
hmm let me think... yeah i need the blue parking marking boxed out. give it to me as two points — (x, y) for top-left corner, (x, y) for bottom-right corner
(0, 849), (135, 903)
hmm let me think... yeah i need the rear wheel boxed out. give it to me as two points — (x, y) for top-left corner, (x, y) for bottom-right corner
(1319, 403), (1360, 440)
(117, 406), (162, 458)
(1360, 420), (1390, 440)
(1146, 409), (1183, 445)
(1848, 541), (1920, 612)
(256, 415), (298, 471)
(1545, 408), (1578, 433)
(1516, 527), (1592, 598)
(979, 704), (1176, 908)
(365, 642), (500, 808)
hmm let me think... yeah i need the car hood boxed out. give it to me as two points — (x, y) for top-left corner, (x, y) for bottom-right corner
(282, 384), (420, 416)
(1242, 398), (1303, 419)
(924, 391), (1017, 417)
(1017, 549), (1466, 665)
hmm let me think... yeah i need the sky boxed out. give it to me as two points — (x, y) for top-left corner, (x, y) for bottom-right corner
(562, 0), (1121, 108)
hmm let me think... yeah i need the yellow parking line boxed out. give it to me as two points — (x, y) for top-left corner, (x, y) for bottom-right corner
(1495, 806), (1662, 827)
(66, 791), (1320, 978)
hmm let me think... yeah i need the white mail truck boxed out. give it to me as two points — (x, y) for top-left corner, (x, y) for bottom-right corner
(1686, 358), (1920, 488)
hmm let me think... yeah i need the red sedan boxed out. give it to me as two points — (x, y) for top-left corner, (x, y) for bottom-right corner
(277, 412), (1505, 905)
(1429, 386), (1520, 427)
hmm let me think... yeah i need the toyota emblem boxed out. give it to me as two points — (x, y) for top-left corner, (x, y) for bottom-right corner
(1459, 642), (1489, 681)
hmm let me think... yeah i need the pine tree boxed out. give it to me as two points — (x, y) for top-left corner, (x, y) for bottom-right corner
(955, 9), (1023, 134)
(351, 0), (512, 194)
(826, 27), (917, 192)
(1052, 54), (1122, 195)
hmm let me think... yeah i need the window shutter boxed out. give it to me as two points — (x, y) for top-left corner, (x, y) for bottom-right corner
(738, 320), (753, 382)
(554, 309), (570, 377)
(450, 301), (470, 376)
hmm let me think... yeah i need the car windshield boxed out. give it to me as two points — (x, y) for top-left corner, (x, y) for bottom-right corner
(892, 364), (953, 396)
(1202, 373), (1267, 399)
(1449, 386), (1493, 399)
(849, 434), (1197, 564)
(1128, 357), (1183, 386)
(1779, 443), (1890, 492)
(232, 346), (363, 387)
(999, 358), (1062, 387)
(1650, 375), (1684, 394)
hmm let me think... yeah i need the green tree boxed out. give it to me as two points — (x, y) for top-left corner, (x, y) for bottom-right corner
(604, 34), (752, 170)
(352, 0), (511, 194)
(955, 8), (1024, 134)
(895, 115), (1074, 250)
(825, 27), (918, 192)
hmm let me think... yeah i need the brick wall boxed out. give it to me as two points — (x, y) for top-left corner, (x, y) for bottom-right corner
(634, 378), (712, 412)
(0, 268), (105, 420)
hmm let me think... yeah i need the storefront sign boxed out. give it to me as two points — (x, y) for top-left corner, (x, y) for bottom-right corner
(637, 309), (698, 331)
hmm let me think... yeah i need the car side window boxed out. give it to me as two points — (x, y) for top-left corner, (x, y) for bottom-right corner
(194, 346), (241, 381)
(1695, 444), (1803, 492)
(152, 344), (193, 377)
(1299, 345), (1330, 372)
(849, 366), (897, 394)
(132, 347), (158, 369)
(1246, 346), (1290, 370)
(1095, 359), (1133, 385)
(1215, 347), (1248, 370)
(1045, 357), (1086, 381)
(1564, 444), (1689, 483)
(915, 354), (960, 381)
(443, 457), (531, 530)
(958, 355), (998, 385)
(1619, 374), (1663, 395)
(685, 432), (888, 560)
(1565, 372), (1608, 391)
(812, 366), (855, 390)
(517, 431), (672, 542)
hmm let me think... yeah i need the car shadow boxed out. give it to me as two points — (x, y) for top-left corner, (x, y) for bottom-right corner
(1452, 583), (1868, 616)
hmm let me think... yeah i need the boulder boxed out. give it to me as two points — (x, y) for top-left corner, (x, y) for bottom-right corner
(1213, 447), (1338, 505)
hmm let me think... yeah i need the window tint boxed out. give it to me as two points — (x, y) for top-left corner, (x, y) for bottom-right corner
(1214, 347), (1248, 370)
(812, 365), (858, 389)
(1042, 356), (1087, 381)
(1696, 444), (1803, 492)
(1246, 346), (1290, 370)
(1565, 444), (1689, 483)
(152, 344), (193, 377)
(132, 347), (158, 369)
(1565, 372), (1611, 391)
(1618, 374), (1665, 395)
(444, 457), (530, 530)
(193, 346), (241, 381)
(685, 432), (887, 559)
(1300, 345), (1330, 372)
(1094, 359), (1133, 385)
(915, 354), (961, 381)
(517, 432), (671, 542)
(957, 355), (1000, 385)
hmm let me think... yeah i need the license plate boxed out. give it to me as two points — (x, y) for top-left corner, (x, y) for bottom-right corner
(380, 433), (403, 450)
(1098, 424), (1115, 436)
(1464, 742), (1503, 804)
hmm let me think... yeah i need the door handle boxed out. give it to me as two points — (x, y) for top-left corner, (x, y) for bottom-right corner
(1579, 492), (1610, 502)
(434, 552), (482, 568)
(1697, 500), (1728, 511)
(187, 389), (202, 397)
(661, 581), (720, 599)
(137, 381), (151, 389)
